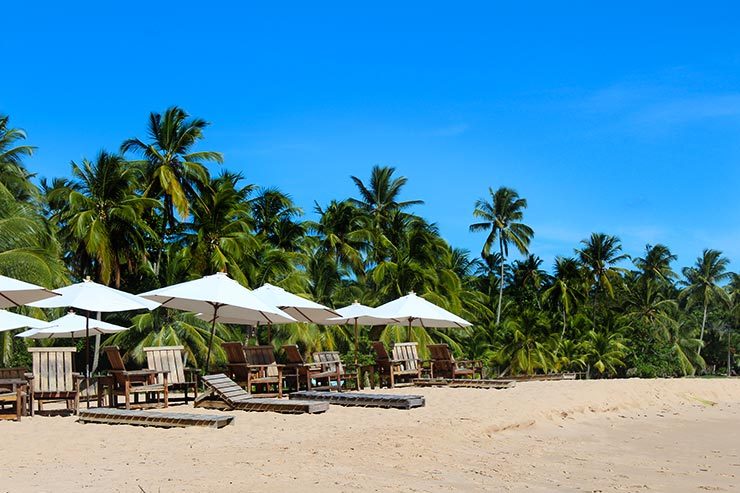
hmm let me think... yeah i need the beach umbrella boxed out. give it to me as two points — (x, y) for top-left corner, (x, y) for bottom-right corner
(372, 292), (472, 340)
(0, 309), (51, 332)
(28, 278), (159, 403)
(139, 272), (295, 374)
(252, 283), (340, 323)
(17, 311), (128, 339)
(0, 274), (59, 308)
(324, 301), (399, 366)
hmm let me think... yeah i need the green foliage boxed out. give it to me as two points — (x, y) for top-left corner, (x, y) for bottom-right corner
(0, 109), (735, 381)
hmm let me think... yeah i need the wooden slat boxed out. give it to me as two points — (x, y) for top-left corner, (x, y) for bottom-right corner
(32, 352), (40, 392)
(64, 351), (73, 391)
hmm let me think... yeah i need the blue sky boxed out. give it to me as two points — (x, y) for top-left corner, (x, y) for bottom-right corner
(4, 1), (739, 271)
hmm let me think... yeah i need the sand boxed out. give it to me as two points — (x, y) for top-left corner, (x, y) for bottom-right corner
(1, 378), (739, 492)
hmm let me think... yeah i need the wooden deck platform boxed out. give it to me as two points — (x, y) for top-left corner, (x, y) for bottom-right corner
(289, 391), (425, 409)
(413, 378), (516, 389)
(78, 408), (234, 429)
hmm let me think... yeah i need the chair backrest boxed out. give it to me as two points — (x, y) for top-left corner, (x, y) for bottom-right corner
(0, 367), (28, 380)
(102, 346), (127, 371)
(281, 345), (305, 364)
(144, 346), (186, 384)
(392, 342), (420, 371)
(222, 342), (247, 364)
(427, 344), (455, 374)
(313, 351), (343, 374)
(245, 345), (279, 377)
(372, 341), (390, 362)
(28, 347), (77, 393)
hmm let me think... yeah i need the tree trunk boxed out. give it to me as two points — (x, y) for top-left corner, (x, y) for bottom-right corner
(592, 275), (599, 330)
(698, 303), (708, 355)
(496, 239), (505, 326)
(560, 306), (567, 340)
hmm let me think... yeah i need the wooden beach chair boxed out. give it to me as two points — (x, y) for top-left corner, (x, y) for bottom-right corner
(282, 345), (339, 392)
(195, 373), (329, 414)
(370, 341), (424, 388)
(143, 346), (199, 403)
(0, 367), (33, 419)
(222, 342), (250, 387)
(244, 345), (283, 397)
(312, 351), (359, 391)
(102, 346), (169, 410)
(28, 347), (82, 414)
(427, 344), (483, 379)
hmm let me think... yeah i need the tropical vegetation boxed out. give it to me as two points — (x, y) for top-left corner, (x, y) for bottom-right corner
(1, 109), (737, 377)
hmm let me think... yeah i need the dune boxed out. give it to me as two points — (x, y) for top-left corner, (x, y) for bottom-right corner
(1, 378), (739, 492)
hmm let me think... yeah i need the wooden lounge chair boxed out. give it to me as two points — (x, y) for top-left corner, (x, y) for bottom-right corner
(244, 345), (283, 397)
(282, 345), (339, 392)
(370, 341), (423, 388)
(222, 341), (250, 387)
(195, 373), (329, 414)
(427, 344), (483, 379)
(102, 346), (168, 410)
(143, 346), (199, 403)
(312, 351), (359, 391)
(28, 347), (81, 414)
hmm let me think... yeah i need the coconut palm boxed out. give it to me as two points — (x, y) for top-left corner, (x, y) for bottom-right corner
(0, 115), (37, 201)
(469, 187), (534, 325)
(583, 330), (627, 377)
(121, 107), (223, 274)
(621, 280), (678, 340)
(577, 233), (629, 329)
(679, 249), (732, 355)
(542, 256), (584, 339)
(49, 151), (159, 287)
(494, 310), (554, 375)
(249, 187), (306, 251)
(180, 172), (255, 283)
(633, 244), (677, 284)
(350, 165), (423, 228)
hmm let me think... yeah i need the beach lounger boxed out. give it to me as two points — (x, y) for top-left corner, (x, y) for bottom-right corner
(78, 407), (234, 429)
(428, 344), (483, 379)
(103, 346), (169, 410)
(290, 390), (425, 410)
(143, 345), (199, 403)
(28, 347), (82, 414)
(195, 373), (329, 414)
(282, 344), (338, 391)
(313, 351), (359, 391)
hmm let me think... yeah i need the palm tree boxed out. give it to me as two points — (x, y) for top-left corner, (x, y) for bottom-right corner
(542, 256), (583, 339)
(49, 151), (159, 287)
(181, 172), (255, 283)
(309, 200), (370, 276)
(576, 233), (629, 329)
(633, 244), (677, 284)
(249, 187), (305, 251)
(679, 249), (732, 355)
(469, 187), (534, 325)
(0, 115), (37, 201)
(583, 330), (627, 377)
(621, 280), (677, 340)
(350, 165), (423, 227)
(494, 310), (554, 375)
(121, 106), (223, 274)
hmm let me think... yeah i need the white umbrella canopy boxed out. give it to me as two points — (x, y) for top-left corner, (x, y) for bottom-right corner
(0, 309), (51, 333)
(252, 283), (340, 323)
(373, 292), (472, 339)
(139, 272), (296, 373)
(0, 274), (59, 308)
(17, 312), (128, 339)
(323, 301), (400, 366)
(29, 278), (160, 312)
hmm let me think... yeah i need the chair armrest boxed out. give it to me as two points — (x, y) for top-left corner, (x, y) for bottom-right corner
(184, 367), (202, 375)
(247, 364), (284, 369)
(119, 369), (168, 377)
(24, 372), (34, 381)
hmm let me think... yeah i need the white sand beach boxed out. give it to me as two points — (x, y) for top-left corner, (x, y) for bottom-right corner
(2, 378), (739, 492)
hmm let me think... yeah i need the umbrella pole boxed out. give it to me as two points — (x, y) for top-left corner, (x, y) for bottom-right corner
(407, 318), (412, 342)
(204, 305), (219, 375)
(267, 323), (272, 344)
(85, 312), (90, 408)
(354, 318), (359, 368)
